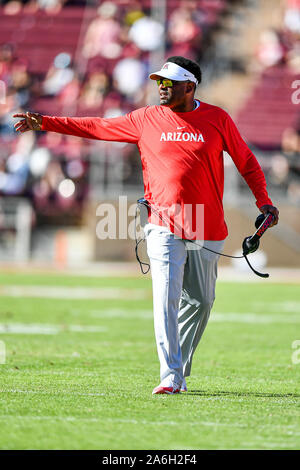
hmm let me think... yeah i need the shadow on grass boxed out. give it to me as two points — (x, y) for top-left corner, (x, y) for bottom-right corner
(185, 390), (300, 398)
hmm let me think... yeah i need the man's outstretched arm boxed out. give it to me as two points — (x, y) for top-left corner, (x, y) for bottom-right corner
(13, 109), (146, 144)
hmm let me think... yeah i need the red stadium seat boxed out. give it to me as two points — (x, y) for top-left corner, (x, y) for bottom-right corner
(236, 66), (300, 149)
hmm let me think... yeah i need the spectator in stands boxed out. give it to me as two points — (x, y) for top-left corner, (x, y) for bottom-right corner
(3, 0), (23, 15)
(0, 130), (34, 195)
(78, 70), (109, 114)
(82, 1), (122, 60)
(269, 154), (289, 187)
(167, 5), (202, 58)
(58, 72), (81, 110)
(37, 0), (67, 14)
(281, 117), (300, 202)
(112, 53), (147, 103)
(0, 87), (19, 140)
(43, 53), (74, 97)
(33, 159), (64, 207)
(0, 43), (15, 86)
(10, 58), (31, 107)
(28, 145), (51, 181)
(286, 40), (300, 71)
(102, 90), (126, 116)
(128, 15), (164, 51)
(284, 0), (300, 36)
(282, 123), (300, 155)
(123, 2), (145, 27)
(256, 29), (286, 68)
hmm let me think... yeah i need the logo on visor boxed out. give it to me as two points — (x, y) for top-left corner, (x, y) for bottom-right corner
(162, 64), (169, 69)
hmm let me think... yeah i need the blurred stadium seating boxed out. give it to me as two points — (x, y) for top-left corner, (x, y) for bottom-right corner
(236, 66), (300, 150)
(0, 0), (299, 264)
(0, 0), (229, 220)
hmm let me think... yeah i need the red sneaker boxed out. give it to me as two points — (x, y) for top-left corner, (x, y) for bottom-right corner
(152, 385), (180, 395)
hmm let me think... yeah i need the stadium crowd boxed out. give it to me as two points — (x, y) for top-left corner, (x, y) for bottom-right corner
(251, 0), (300, 203)
(0, 0), (299, 226)
(1, 0), (227, 221)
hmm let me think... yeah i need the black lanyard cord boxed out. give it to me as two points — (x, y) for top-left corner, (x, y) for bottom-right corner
(134, 199), (271, 278)
(134, 203), (150, 274)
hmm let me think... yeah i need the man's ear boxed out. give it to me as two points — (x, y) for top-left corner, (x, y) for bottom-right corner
(186, 82), (195, 94)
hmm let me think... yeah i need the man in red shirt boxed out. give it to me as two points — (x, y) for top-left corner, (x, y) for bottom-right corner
(13, 56), (279, 395)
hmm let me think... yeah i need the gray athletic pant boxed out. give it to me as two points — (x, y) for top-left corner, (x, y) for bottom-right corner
(144, 223), (225, 388)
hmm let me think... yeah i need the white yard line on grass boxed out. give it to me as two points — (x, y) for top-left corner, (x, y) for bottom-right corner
(0, 309), (299, 335)
(212, 313), (300, 324)
(252, 301), (300, 313)
(218, 267), (300, 284)
(0, 415), (299, 440)
(0, 390), (105, 396)
(0, 323), (107, 334)
(0, 286), (149, 300)
(90, 309), (300, 323)
(0, 414), (247, 427)
(89, 309), (153, 319)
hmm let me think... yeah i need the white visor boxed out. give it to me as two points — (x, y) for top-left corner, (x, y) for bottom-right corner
(149, 62), (198, 85)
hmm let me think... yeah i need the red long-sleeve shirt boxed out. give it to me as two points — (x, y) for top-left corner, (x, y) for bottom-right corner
(41, 102), (272, 240)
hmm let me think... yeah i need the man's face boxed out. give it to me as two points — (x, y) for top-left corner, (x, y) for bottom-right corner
(157, 78), (193, 108)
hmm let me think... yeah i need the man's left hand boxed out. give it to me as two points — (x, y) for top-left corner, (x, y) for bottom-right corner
(259, 205), (279, 227)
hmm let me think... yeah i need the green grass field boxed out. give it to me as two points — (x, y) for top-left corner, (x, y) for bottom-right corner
(0, 271), (299, 450)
